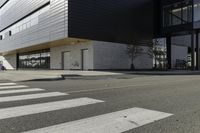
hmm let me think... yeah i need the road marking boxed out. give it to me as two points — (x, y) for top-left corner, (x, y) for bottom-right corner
(67, 78), (200, 94)
(0, 85), (28, 90)
(0, 97), (104, 120)
(67, 84), (156, 94)
(0, 88), (45, 95)
(0, 83), (17, 86)
(0, 92), (68, 102)
(24, 107), (172, 133)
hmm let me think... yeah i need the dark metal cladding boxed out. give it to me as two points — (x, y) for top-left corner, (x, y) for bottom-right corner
(68, 0), (155, 44)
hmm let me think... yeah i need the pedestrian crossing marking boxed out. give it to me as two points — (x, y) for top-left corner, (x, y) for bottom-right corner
(0, 88), (45, 95)
(0, 83), (17, 86)
(0, 97), (104, 120)
(0, 85), (28, 90)
(0, 92), (68, 102)
(0, 82), (173, 133)
(23, 107), (173, 133)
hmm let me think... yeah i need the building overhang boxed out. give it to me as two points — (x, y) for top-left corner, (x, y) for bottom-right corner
(0, 37), (88, 56)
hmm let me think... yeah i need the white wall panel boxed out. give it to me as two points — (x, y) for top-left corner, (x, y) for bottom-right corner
(0, 0), (68, 53)
(0, 0), (7, 8)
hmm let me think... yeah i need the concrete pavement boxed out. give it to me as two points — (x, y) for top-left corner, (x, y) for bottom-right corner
(1, 70), (200, 82)
(0, 70), (125, 82)
(0, 74), (200, 132)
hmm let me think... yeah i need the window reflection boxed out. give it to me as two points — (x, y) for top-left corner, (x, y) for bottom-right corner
(163, 1), (192, 27)
(18, 49), (50, 69)
(194, 3), (200, 21)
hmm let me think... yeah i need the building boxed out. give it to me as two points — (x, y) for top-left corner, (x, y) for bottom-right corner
(157, 0), (200, 70)
(0, 0), (154, 70)
(3, 0), (200, 71)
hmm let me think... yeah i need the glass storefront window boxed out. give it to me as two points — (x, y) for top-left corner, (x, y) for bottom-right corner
(163, 1), (193, 27)
(18, 49), (50, 69)
(172, 7), (182, 25)
(194, 3), (200, 21)
(163, 6), (172, 27)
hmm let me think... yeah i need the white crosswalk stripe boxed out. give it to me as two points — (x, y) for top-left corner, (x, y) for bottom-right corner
(0, 88), (45, 95)
(0, 83), (17, 86)
(0, 97), (104, 120)
(23, 107), (173, 133)
(0, 82), (173, 133)
(0, 85), (28, 90)
(0, 92), (68, 102)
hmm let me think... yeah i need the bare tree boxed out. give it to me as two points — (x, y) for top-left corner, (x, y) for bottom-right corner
(147, 46), (159, 68)
(127, 45), (143, 70)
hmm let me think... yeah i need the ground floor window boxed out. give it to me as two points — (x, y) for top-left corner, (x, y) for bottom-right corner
(18, 49), (50, 69)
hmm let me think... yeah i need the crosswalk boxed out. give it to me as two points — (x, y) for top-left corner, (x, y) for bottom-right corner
(0, 85), (28, 90)
(0, 88), (44, 95)
(0, 82), (173, 133)
(24, 108), (172, 133)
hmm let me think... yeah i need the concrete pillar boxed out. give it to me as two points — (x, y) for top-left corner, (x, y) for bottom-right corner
(196, 31), (199, 70)
(191, 31), (195, 70)
(166, 36), (171, 69)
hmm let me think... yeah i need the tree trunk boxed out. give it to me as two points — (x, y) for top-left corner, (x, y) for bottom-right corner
(154, 56), (157, 69)
(131, 54), (135, 70)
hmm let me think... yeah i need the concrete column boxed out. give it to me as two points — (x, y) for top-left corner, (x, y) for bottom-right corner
(196, 31), (199, 70)
(166, 36), (171, 69)
(191, 31), (195, 70)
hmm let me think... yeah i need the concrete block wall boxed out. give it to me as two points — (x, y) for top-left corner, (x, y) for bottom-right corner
(93, 41), (131, 70)
(50, 41), (94, 70)
(93, 41), (153, 70)
(0, 41), (153, 70)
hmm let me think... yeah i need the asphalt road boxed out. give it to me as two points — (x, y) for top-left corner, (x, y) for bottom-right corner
(0, 74), (200, 133)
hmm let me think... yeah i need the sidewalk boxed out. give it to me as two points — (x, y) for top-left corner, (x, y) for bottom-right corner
(128, 70), (200, 75)
(0, 70), (125, 82)
(1, 70), (200, 82)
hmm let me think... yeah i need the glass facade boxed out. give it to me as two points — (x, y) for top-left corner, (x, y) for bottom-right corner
(152, 38), (168, 70)
(18, 49), (50, 69)
(194, 3), (200, 21)
(163, 1), (193, 27)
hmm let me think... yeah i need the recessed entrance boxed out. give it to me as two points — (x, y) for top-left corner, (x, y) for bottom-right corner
(62, 51), (71, 70)
(82, 49), (89, 70)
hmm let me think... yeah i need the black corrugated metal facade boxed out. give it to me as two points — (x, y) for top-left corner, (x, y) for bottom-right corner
(68, 0), (155, 44)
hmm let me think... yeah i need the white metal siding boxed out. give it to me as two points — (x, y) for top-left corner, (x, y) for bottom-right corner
(0, 0), (7, 8)
(0, 0), (68, 53)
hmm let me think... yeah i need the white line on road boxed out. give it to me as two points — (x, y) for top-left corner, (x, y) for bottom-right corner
(67, 78), (200, 94)
(0, 88), (45, 95)
(0, 92), (68, 102)
(24, 107), (173, 133)
(0, 83), (17, 86)
(0, 97), (104, 120)
(0, 85), (28, 90)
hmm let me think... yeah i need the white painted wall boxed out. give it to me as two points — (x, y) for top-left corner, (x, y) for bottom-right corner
(171, 45), (188, 68)
(0, 54), (16, 70)
(50, 41), (94, 70)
